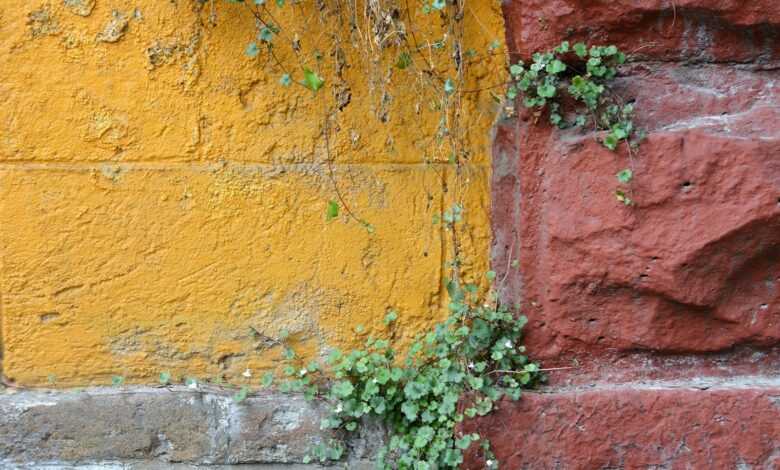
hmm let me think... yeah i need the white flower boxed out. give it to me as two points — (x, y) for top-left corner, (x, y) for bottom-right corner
(299, 369), (307, 376)
(187, 380), (198, 389)
(468, 362), (475, 369)
(242, 368), (252, 378)
(335, 404), (343, 413)
(487, 460), (494, 467)
(505, 340), (513, 349)
(372, 378), (378, 384)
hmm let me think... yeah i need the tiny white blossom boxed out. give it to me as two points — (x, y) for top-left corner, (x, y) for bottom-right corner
(300, 369), (307, 376)
(505, 340), (513, 349)
(242, 368), (252, 378)
(468, 362), (475, 369)
(187, 380), (198, 389)
(335, 404), (343, 413)
(487, 460), (494, 467)
(372, 378), (378, 384)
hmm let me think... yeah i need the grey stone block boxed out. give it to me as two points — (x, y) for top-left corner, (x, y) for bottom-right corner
(0, 386), (381, 468)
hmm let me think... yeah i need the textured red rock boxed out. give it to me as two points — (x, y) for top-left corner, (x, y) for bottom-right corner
(487, 1), (780, 466)
(494, 63), (779, 360)
(502, 0), (780, 64)
(493, 34), (780, 363)
(462, 382), (780, 469)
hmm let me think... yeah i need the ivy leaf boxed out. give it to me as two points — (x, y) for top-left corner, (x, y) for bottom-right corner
(396, 52), (412, 69)
(276, 0), (285, 6)
(302, 68), (324, 92)
(384, 310), (398, 325)
(444, 78), (455, 95)
(414, 426), (435, 448)
(404, 380), (430, 399)
(258, 26), (274, 42)
(573, 42), (588, 58)
(615, 189), (633, 206)
(401, 401), (419, 420)
(159, 371), (171, 385)
(603, 133), (618, 150)
(332, 380), (354, 398)
(431, 0), (446, 10)
(261, 372), (274, 388)
(537, 83), (556, 98)
(233, 385), (249, 403)
(509, 63), (524, 76)
(545, 59), (566, 74)
(326, 200), (339, 221)
(616, 169), (633, 184)
(245, 42), (259, 58)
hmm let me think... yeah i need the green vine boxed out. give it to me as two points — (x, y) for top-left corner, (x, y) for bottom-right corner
(270, 268), (540, 468)
(507, 41), (644, 205)
(200, 0), (545, 467)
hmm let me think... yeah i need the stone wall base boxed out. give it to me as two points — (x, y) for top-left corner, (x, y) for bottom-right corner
(463, 377), (780, 469)
(0, 386), (378, 469)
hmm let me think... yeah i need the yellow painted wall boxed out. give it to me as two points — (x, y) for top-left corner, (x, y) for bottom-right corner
(0, 0), (505, 386)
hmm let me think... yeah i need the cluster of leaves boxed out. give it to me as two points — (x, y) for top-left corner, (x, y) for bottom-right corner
(264, 274), (540, 469)
(507, 42), (643, 204)
(507, 41), (634, 148)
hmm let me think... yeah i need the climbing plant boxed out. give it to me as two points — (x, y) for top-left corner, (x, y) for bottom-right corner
(507, 41), (643, 205)
(193, 0), (642, 468)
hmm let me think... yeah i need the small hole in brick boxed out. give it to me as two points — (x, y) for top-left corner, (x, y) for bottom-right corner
(639, 273), (649, 279)
(597, 336), (605, 342)
(681, 181), (693, 190)
(423, 251), (428, 257)
(588, 318), (597, 324)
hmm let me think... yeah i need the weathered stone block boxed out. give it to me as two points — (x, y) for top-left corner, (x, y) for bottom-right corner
(463, 379), (780, 469)
(0, 386), (377, 468)
(503, 0), (780, 64)
(493, 57), (780, 361)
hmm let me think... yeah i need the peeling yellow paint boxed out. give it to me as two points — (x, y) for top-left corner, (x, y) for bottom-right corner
(0, 0), (504, 386)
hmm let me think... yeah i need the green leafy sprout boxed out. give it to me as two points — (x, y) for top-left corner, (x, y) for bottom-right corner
(264, 270), (541, 468)
(507, 42), (643, 205)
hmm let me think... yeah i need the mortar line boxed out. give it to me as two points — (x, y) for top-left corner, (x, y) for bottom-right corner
(528, 374), (780, 395)
(0, 161), (491, 172)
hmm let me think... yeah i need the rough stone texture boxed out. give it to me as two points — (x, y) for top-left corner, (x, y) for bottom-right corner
(487, 0), (780, 467)
(503, 0), (780, 65)
(494, 0), (780, 362)
(463, 379), (780, 469)
(0, 386), (378, 468)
